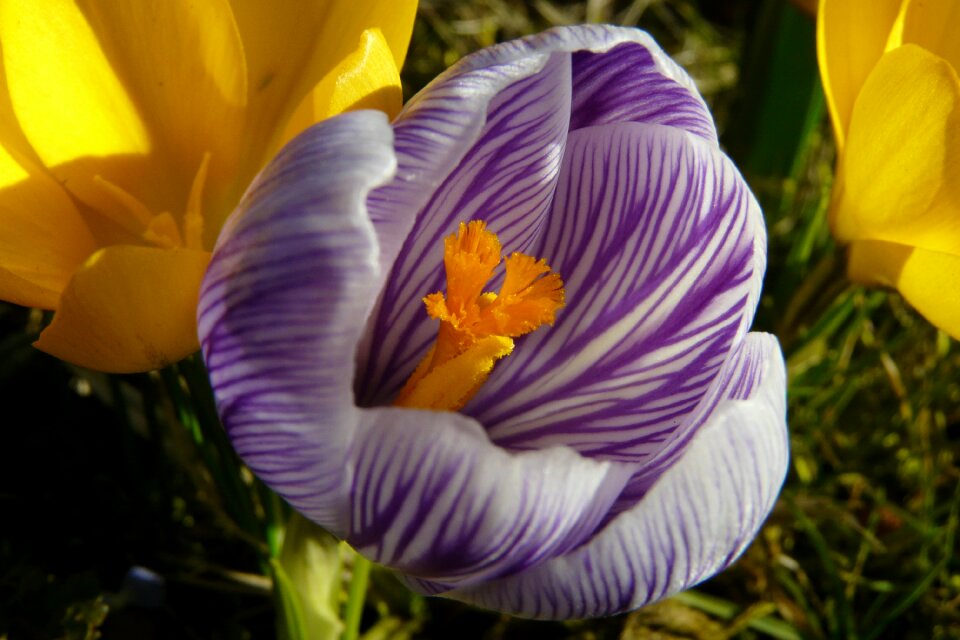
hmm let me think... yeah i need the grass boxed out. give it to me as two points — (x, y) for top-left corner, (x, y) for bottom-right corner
(1, 0), (959, 638)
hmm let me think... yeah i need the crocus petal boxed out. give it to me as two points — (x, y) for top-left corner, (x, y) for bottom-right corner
(0, 0), (151, 166)
(350, 408), (633, 588)
(444, 333), (787, 619)
(358, 53), (573, 404)
(848, 239), (960, 339)
(73, 0), (247, 221)
(468, 122), (763, 464)
(67, 0), (417, 239)
(223, 0), (416, 223)
(831, 45), (960, 255)
(309, 27), (403, 119)
(0, 142), (96, 308)
(369, 25), (716, 272)
(569, 42), (717, 143)
(817, 0), (903, 148)
(35, 246), (209, 372)
(0, 0), (153, 219)
(199, 112), (635, 585)
(280, 28), (403, 144)
(610, 328), (775, 513)
(900, 0), (960, 71)
(229, 0), (416, 81)
(359, 25), (721, 404)
(200, 112), (398, 532)
(459, 27), (715, 143)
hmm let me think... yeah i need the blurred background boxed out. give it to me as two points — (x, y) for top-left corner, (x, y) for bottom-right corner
(2, 0), (959, 638)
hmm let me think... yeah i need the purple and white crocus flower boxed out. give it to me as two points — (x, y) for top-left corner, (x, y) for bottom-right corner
(198, 25), (788, 619)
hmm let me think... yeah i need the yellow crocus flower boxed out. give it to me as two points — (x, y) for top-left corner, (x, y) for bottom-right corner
(819, 0), (960, 337)
(0, 0), (415, 372)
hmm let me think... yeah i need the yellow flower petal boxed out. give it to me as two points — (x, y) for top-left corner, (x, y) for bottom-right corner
(831, 45), (960, 254)
(0, 0), (150, 169)
(849, 239), (960, 339)
(35, 246), (210, 373)
(0, 0), (167, 232)
(818, 0), (903, 149)
(901, 0), (960, 71)
(0, 1), (418, 374)
(314, 27), (403, 119)
(354, 0), (416, 68)
(222, 0), (416, 226)
(0, 141), (95, 309)
(73, 0), (248, 223)
(281, 28), (403, 146)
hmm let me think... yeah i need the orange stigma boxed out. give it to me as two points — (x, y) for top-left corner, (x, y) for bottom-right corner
(395, 221), (565, 411)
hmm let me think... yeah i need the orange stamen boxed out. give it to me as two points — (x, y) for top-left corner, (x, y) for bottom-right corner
(394, 220), (565, 411)
(91, 153), (211, 251)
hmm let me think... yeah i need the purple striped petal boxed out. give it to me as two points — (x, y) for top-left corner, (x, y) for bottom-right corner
(363, 47), (559, 283)
(445, 333), (787, 619)
(198, 112), (397, 533)
(358, 25), (719, 406)
(467, 122), (765, 464)
(198, 111), (638, 587)
(198, 25), (784, 616)
(607, 329), (775, 517)
(458, 26), (716, 144)
(357, 52), (572, 405)
(570, 42), (717, 142)
(349, 408), (634, 587)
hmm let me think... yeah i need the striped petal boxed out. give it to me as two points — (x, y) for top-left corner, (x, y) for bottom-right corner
(468, 122), (764, 463)
(358, 25), (719, 405)
(609, 329), (776, 515)
(198, 111), (398, 532)
(349, 408), (633, 587)
(569, 41), (717, 143)
(445, 333), (787, 619)
(459, 26), (715, 143)
(357, 52), (573, 404)
(199, 112), (635, 586)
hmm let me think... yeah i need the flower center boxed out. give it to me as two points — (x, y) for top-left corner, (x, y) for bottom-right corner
(394, 220), (565, 411)
(93, 153), (210, 251)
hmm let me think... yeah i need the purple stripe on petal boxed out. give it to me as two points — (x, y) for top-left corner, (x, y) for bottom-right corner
(197, 112), (397, 534)
(357, 25), (718, 406)
(570, 43), (717, 142)
(455, 25), (715, 147)
(357, 53), (573, 405)
(467, 122), (764, 464)
(445, 333), (787, 619)
(606, 332), (773, 518)
(197, 24), (784, 615)
(347, 407), (634, 587)
(364, 53), (552, 282)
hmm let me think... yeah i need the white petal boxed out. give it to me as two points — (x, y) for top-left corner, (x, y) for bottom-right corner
(447, 333), (787, 619)
(469, 122), (765, 464)
(198, 112), (396, 533)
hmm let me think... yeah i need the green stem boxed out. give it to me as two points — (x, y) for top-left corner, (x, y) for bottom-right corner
(161, 361), (263, 548)
(341, 554), (371, 640)
(776, 252), (850, 348)
(263, 483), (289, 558)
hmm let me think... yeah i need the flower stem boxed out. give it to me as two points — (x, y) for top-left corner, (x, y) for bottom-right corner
(341, 553), (371, 640)
(161, 359), (263, 550)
